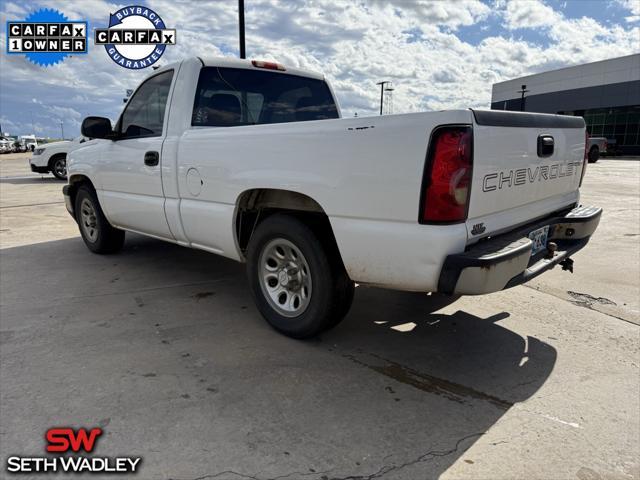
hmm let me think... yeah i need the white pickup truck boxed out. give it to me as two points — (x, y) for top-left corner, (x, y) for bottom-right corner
(64, 57), (601, 338)
(587, 136), (607, 163)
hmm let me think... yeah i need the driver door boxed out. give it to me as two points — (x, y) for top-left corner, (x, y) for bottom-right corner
(99, 70), (174, 240)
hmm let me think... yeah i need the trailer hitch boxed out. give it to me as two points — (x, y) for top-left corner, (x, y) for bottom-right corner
(560, 258), (574, 273)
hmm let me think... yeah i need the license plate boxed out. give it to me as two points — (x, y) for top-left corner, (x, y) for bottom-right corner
(528, 225), (549, 255)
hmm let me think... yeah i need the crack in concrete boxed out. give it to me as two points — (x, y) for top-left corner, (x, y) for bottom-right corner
(567, 291), (616, 306)
(327, 432), (483, 480)
(169, 433), (482, 480)
(0, 201), (64, 209)
(169, 467), (332, 480)
(523, 284), (638, 326)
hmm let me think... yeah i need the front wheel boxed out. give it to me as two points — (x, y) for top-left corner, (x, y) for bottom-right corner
(51, 155), (67, 180)
(246, 214), (353, 338)
(74, 186), (125, 254)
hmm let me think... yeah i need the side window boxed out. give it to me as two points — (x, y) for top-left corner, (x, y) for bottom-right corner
(119, 70), (173, 139)
(191, 67), (339, 127)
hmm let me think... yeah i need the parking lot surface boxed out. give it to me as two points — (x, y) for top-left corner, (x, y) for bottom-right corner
(1, 152), (639, 479)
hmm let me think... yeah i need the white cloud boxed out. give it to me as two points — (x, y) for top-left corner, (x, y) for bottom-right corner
(617, 0), (640, 22)
(503, 0), (560, 29)
(618, 0), (640, 15)
(370, 0), (491, 29)
(0, 0), (638, 137)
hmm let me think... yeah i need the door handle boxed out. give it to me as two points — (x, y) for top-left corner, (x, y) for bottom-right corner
(144, 151), (159, 166)
(537, 135), (554, 157)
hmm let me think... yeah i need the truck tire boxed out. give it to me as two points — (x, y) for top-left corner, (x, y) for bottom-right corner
(325, 276), (355, 330)
(50, 154), (67, 180)
(588, 146), (599, 163)
(246, 214), (353, 338)
(74, 186), (125, 254)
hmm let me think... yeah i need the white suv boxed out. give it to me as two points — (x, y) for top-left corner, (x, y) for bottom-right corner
(30, 136), (86, 180)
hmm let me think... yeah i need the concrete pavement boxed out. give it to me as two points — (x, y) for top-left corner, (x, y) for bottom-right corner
(1, 152), (638, 479)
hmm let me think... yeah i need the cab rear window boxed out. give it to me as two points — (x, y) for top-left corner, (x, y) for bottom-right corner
(192, 67), (338, 127)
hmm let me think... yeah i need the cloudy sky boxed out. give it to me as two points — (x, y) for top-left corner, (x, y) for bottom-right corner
(0, 0), (638, 138)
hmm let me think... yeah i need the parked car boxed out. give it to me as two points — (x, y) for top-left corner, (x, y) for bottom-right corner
(30, 136), (87, 180)
(64, 57), (601, 338)
(21, 135), (38, 152)
(587, 136), (607, 162)
(0, 137), (13, 153)
(12, 140), (27, 153)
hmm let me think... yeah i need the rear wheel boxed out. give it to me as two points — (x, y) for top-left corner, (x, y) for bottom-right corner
(588, 146), (599, 163)
(50, 154), (67, 180)
(247, 214), (353, 338)
(74, 186), (125, 254)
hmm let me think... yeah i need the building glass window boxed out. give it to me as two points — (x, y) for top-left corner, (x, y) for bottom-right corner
(582, 106), (640, 153)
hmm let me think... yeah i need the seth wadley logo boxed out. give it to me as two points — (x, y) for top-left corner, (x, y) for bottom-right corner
(5, 427), (142, 474)
(95, 5), (176, 69)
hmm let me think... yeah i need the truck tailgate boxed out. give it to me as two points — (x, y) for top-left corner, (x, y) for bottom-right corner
(466, 110), (586, 240)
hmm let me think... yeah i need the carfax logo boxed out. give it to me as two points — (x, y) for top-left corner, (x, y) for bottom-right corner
(95, 5), (176, 69)
(5, 427), (142, 474)
(6, 8), (88, 66)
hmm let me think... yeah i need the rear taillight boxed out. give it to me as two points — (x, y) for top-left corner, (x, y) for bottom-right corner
(420, 126), (472, 223)
(580, 130), (589, 186)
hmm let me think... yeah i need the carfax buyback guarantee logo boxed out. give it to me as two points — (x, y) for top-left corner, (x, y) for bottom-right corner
(6, 8), (88, 66)
(95, 5), (176, 69)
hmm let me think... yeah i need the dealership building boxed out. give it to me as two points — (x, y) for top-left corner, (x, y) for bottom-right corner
(491, 54), (640, 155)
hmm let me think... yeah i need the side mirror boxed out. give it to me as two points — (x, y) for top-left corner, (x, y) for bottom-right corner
(81, 116), (115, 139)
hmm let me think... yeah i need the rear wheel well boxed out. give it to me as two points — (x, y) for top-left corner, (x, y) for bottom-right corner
(235, 189), (344, 267)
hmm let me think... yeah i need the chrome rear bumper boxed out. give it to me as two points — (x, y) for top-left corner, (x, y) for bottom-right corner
(438, 205), (602, 295)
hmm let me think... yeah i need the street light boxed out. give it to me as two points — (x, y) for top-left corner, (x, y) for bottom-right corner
(517, 84), (529, 112)
(238, 0), (246, 59)
(376, 81), (390, 115)
(59, 120), (64, 140)
(384, 82), (394, 115)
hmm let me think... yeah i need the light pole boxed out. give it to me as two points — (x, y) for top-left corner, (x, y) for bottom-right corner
(376, 81), (390, 115)
(59, 121), (64, 140)
(517, 84), (529, 112)
(384, 82), (394, 115)
(238, 0), (246, 59)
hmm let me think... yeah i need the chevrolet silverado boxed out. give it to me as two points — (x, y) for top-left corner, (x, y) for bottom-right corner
(64, 57), (602, 338)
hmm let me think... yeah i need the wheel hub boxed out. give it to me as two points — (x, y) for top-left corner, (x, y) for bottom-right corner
(55, 159), (66, 176)
(278, 270), (289, 287)
(259, 238), (312, 318)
